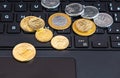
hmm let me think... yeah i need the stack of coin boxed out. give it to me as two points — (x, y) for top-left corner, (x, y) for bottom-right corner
(20, 16), (45, 32)
(12, 43), (36, 62)
(72, 19), (96, 36)
(48, 13), (72, 30)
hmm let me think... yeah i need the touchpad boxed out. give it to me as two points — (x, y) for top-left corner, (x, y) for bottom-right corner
(0, 57), (76, 78)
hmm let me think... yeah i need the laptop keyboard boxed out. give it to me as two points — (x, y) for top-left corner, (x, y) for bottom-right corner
(0, 0), (120, 51)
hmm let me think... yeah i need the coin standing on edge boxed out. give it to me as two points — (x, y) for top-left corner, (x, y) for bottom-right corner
(41, 0), (60, 9)
(81, 6), (99, 19)
(28, 17), (45, 30)
(72, 18), (96, 36)
(51, 35), (69, 50)
(65, 3), (84, 16)
(35, 28), (53, 42)
(12, 43), (36, 62)
(20, 16), (36, 32)
(94, 13), (113, 28)
(48, 13), (72, 30)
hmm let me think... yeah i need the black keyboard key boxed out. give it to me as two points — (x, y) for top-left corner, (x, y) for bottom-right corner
(32, 13), (46, 21)
(1, 13), (13, 22)
(110, 35), (120, 42)
(16, 13), (30, 22)
(95, 28), (104, 34)
(0, 23), (4, 33)
(92, 41), (108, 48)
(75, 36), (89, 48)
(30, 3), (42, 12)
(109, 3), (120, 12)
(15, 3), (27, 12)
(111, 42), (120, 48)
(7, 0), (21, 2)
(108, 23), (120, 34)
(57, 28), (71, 34)
(113, 13), (120, 22)
(0, 3), (11, 12)
(23, 0), (36, 2)
(94, 3), (107, 12)
(7, 23), (20, 34)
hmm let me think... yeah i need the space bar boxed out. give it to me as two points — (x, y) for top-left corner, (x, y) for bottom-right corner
(0, 34), (51, 48)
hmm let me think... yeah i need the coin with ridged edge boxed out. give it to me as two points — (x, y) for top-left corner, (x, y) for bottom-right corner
(35, 28), (53, 42)
(72, 19), (96, 36)
(20, 16), (36, 32)
(51, 35), (69, 50)
(12, 43), (36, 62)
(48, 13), (72, 30)
(28, 17), (45, 30)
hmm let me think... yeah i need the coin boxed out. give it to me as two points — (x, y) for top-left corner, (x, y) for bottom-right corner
(48, 13), (72, 30)
(72, 19), (96, 36)
(35, 28), (53, 42)
(20, 16), (36, 32)
(41, 0), (60, 9)
(12, 43), (36, 62)
(65, 3), (84, 16)
(51, 35), (69, 50)
(93, 13), (113, 28)
(28, 17), (45, 30)
(81, 6), (99, 19)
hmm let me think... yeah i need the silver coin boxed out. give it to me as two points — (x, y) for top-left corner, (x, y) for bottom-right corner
(41, 0), (60, 9)
(81, 6), (99, 19)
(65, 3), (84, 16)
(52, 16), (67, 26)
(94, 13), (113, 28)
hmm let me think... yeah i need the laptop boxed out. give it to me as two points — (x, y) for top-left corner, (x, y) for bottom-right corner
(0, 0), (120, 78)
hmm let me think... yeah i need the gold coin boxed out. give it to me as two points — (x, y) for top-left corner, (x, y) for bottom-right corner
(28, 17), (45, 30)
(12, 43), (36, 62)
(48, 13), (72, 30)
(51, 35), (69, 50)
(72, 19), (96, 36)
(35, 28), (53, 42)
(20, 16), (36, 32)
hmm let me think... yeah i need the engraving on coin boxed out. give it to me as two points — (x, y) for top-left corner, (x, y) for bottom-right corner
(41, 0), (60, 9)
(81, 6), (99, 19)
(28, 17), (45, 30)
(72, 19), (96, 36)
(94, 13), (113, 27)
(12, 43), (36, 62)
(65, 3), (84, 16)
(20, 16), (36, 32)
(48, 13), (72, 30)
(35, 28), (53, 42)
(51, 35), (69, 50)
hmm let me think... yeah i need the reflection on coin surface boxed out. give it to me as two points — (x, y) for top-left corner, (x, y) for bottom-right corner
(41, 0), (60, 9)
(48, 13), (72, 30)
(72, 19), (96, 36)
(65, 3), (84, 16)
(35, 28), (53, 42)
(20, 16), (36, 32)
(94, 13), (113, 28)
(12, 43), (36, 62)
(51, 35), (69, 50)
(28, 17), (45, 30)
(81, 6), (99, 19)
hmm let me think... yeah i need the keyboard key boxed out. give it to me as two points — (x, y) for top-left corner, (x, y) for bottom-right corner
(1, 13), (13, 22)
(0, 3), (11, 12)
(111, 42), (120, 48)
(23, 0), (36, 2)
(113, 13), (120, 22)
(108, 23), (120, 34)
(75, 36), (89, 48)
(0, 23), (4, 33)
(110, 35), (120, 42)
(109, 3), (120, 12)
(7, 23), (21, 34)
(16, 13), (30, 22)
(95, 28), (104, 34)
(15, 3), (27, 12)
(92, 41), (108, 48)
(32, 13), (46, 21)
(7, 0), (21, 2)
(57, 28), (71, 34)
(94, 3), (107, 12)
(30, 3), (42, 12)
